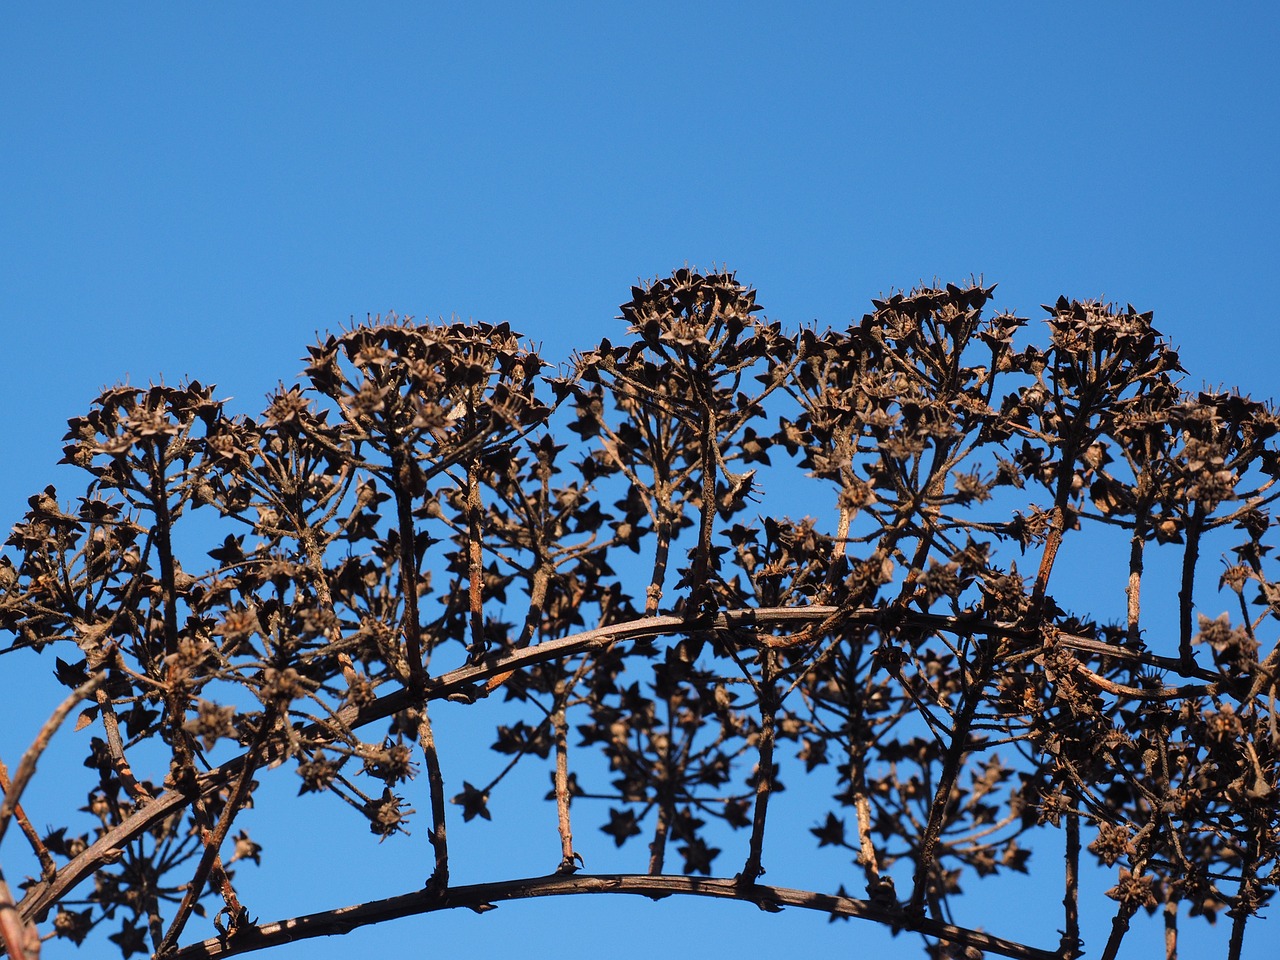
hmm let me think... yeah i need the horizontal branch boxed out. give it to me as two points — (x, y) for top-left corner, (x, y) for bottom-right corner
(15, 613), (686, 924)
(169, 872), (1060, 960)
(15, 604), (1224, 927)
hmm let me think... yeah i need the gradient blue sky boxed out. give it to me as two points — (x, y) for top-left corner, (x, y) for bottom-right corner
(2, 4), (1277, 959)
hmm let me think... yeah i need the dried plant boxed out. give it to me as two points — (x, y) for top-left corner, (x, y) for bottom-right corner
(1, 271), (1278, 960)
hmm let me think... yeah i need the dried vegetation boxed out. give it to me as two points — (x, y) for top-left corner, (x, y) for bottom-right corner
(1, 269), (1278, 959)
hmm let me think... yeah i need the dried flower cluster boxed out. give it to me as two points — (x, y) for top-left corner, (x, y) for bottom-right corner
(1, 270), (1278, 960)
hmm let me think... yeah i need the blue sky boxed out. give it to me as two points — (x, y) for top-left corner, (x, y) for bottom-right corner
(2, 3), (1278, 959)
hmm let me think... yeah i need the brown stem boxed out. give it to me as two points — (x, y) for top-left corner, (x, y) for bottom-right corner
(466, 461), (486, 663)
(1178, 503), (1205, 666)
(94, 690), (152, 803)
(169, 873), (1060, 960)
(853, 790), (883, 891)
(646, 803), (670, 875)
(389, 443), (425, 690)
(819, 505), (852, 602)
(1099, 902), (1137, 960)
(645, 505), (672, 617)
(1164, 899), (1178, 960)
(1031, 505), (1066, 611)
(0, 759), (53, 879)
(155, 723), (269, 956)
(0, 866), (37, 960)
(1126, 527), (1144, 644)
(689, 411), (718, 615)
(18, 604), (1220, 930)
(1061, 812), (1080, 959)
(413, 706), (449, 889)
(1227, 840), (1257, 960)
(516, 564), (551, 648)
(298, 525), (359, 690)
(646, 710), (675, 875)
(551, 678), (576, 873)
(0, 674), (107, 849)
(1098, 848), (1158, 960)
(148, 441), (181, 660)
(907, 636), (993, 916)
(740, 656), (777, 884)
(0, 675), (109, 960)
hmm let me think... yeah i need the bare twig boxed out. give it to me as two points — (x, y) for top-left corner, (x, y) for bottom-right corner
(0, 674), (107, 849)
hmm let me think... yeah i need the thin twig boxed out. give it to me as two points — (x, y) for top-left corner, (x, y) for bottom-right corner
(0, 758), (53, 878)
(0, 673), (107, 849)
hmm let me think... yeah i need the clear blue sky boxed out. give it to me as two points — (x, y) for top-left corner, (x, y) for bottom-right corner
(2, 3), (1277, 958)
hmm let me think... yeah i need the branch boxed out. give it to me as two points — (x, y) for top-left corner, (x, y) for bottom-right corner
(169, 873), (1060, 960)
(0, 673), (107, 849)
(0, 674), (107, 960)
(0, 759), (52, 879)
(15, 604), (1224, 927)
(0, 868), (36, 960)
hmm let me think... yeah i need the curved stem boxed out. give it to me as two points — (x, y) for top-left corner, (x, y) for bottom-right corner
(168, 873), (1059, 960)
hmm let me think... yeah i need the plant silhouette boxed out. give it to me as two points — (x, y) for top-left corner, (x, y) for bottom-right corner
(1, 269), (1278, 960)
